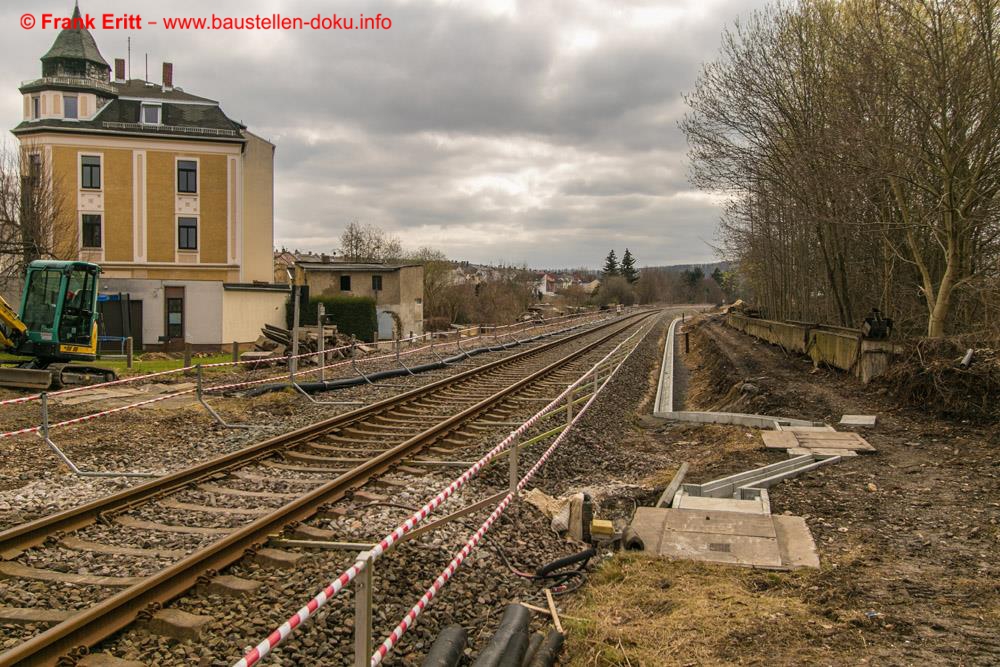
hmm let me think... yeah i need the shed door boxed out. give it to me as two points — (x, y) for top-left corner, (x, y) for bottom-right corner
(377, 310), (394, 340)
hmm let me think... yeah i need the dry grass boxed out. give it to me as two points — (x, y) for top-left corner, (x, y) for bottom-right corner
(563, 553), (850, 666)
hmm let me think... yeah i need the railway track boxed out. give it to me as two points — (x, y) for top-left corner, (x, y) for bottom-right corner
(0, 311), (651, 666)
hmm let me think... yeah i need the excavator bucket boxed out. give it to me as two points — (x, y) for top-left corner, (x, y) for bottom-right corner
(0, 366), (53, 391)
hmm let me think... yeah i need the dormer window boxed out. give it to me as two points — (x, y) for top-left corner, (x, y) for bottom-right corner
(63, 95), (78, 119)
(141, 103), (161, 125)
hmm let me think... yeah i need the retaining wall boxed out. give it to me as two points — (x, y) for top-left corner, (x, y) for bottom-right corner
(726, 313), (899, 383)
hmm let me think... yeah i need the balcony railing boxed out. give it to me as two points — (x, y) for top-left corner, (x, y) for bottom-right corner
(21, 76), (116, 94)
(102, 121), (240, 138)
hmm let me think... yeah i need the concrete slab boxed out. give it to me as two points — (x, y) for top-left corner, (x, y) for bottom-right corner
(840, 414), (878, 427)
(773, 515), (820, 569)
(661, 509), (776, 538)
(661, 531), (784, 568)
(205, 575), (262, 597)
(628, 507), (818, 570)
(253, 548), (303, 569)
(673, 494), (769, 515)
(0, 606), (73, 625)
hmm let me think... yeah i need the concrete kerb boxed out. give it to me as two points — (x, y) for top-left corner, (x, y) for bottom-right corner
(653, 316), (681, 414)
(652, 410), (821, 429)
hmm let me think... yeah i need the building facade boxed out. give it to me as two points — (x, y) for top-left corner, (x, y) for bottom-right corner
(294, 261), (424, 339)
(12, 5), (285, 349)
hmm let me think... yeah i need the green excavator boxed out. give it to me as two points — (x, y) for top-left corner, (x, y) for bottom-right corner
(0, 260), (117, 390)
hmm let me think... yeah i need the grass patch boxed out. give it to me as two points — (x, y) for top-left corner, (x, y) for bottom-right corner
(87, 353), (237, 376)
(563, 553), (849, 666)
(1, 352), (238, 377)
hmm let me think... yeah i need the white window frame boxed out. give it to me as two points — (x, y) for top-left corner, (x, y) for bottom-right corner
(177, 215), (199, 252)
(79, 153), (102, 191)
(76, 151), (104, 192)
(79, 212), (104, 251)
(31, 95), (40, 120)
(175, 156), (200, 195)
(140, 102), (162, 126)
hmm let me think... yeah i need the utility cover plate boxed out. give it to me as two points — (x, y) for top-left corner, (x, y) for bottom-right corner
(629, 507), (818, 570)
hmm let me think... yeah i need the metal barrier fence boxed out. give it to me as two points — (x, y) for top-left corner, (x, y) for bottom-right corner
(0, 311), (617, 479)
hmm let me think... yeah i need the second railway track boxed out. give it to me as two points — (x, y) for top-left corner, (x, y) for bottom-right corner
(0, 310), (652, 666)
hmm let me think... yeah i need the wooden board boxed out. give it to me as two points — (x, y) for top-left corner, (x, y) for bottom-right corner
(762, 430), (874, 452)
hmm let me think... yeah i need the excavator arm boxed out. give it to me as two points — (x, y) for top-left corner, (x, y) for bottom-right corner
(0, 293), (27, 353)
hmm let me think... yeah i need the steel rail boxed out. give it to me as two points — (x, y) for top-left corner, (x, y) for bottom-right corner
(0, 312), (649, 667)
(0, 314), (628, 559)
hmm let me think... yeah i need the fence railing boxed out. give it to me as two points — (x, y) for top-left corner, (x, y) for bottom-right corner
(0, 311), (616, 478)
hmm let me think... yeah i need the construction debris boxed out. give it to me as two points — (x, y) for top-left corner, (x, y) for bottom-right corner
(243, 323), (357, 365)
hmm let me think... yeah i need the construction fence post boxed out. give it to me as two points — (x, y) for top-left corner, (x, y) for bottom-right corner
(291, 285), (301, 375)
(354, 554), (374, 667)
(125, 336), (133, 370)
(231, 341), (239, 364)
(317, 303), (326, 383)
(183, 342), (192, 371)
(508, 434), (519, 497)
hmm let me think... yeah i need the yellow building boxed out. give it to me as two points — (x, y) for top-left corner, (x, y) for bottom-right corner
(12, 5), (286, 349)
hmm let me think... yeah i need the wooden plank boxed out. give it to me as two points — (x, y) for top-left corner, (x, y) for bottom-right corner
(760, 431), (799, 449)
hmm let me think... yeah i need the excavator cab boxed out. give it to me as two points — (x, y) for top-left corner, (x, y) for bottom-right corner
(0, 261), (114, 390)
(19, 261), (101, 358)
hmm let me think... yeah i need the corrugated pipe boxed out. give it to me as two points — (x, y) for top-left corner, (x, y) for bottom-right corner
(526, 629), (565, 667)
(471, 604), (532, 667)
(421, 624), (467, 667)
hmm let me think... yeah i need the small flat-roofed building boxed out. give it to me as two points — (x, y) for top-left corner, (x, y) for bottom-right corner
(295, 262), (424, 339)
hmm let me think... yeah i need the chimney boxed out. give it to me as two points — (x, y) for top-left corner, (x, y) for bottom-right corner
(162, 62), (173, 89)
(114, 58), (125, 83)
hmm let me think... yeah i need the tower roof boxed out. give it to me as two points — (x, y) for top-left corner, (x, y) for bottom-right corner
(40, 3), (109, 69)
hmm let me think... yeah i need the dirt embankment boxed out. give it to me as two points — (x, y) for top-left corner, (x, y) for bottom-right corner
(563, 315), (999, 666)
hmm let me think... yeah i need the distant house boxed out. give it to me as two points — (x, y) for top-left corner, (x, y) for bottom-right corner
(295, 261), (424, 339)
(536, 273), (557, 297)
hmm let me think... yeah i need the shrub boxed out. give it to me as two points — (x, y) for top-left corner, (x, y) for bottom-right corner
(287, 294), (378, 342)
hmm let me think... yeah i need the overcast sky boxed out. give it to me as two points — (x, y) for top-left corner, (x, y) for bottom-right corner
(2, 0), (766, 269)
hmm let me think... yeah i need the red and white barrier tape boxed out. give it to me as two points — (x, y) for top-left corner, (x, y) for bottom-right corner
(370, 322), (649, 664)
(232, 313), (649, 667)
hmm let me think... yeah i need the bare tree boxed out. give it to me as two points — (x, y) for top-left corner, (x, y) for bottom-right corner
(339, 221), (403, 263)
(0, 141), (68, 296)
(682, 0), (1000, 337)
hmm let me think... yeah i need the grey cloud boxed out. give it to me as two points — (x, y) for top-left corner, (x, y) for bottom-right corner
(2, 0), (769, 267)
